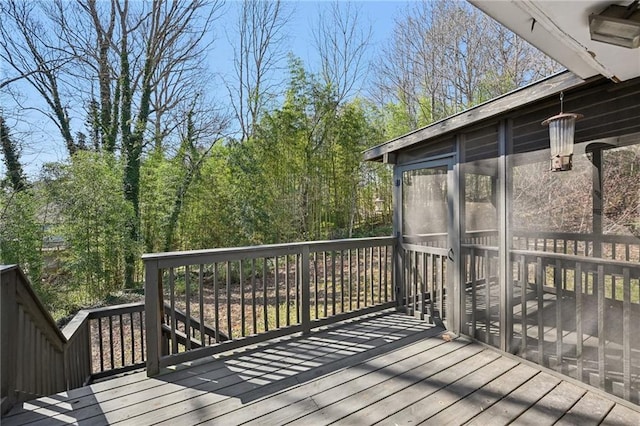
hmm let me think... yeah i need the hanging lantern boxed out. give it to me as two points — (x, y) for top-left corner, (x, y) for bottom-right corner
(542, 92), (583, 172)
(374, 197), (384, 213)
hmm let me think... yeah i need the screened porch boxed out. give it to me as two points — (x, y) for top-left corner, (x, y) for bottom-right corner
(366, 71), (640, 406)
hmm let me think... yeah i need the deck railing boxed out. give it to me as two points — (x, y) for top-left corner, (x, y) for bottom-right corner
(512, 250), (640, 403)
(143, 237), (396, 375)
(1, 265), (147, 414)
(401, 243), (449, 325)
(84, 302), (146, 380)
(512, 230), (640, 262)
(458, 234), (640, 405)
(4, 229), (637, 408)
(1, 266), (67, 414)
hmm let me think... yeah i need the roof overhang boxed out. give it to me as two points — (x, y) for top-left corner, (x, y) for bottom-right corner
(364, 71), (590, 162)
(469, 1), (640, 82)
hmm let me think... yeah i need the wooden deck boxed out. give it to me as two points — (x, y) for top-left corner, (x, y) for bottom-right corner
(3, 310), (639, 426)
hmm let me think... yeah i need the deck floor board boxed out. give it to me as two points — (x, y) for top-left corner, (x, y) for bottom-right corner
(2, 310), (638, 426)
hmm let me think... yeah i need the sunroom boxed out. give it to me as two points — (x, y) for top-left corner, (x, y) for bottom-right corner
(363, 70), (640, 405)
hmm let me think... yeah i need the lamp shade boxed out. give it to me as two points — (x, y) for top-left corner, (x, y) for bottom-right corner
(542, 112), (583, 172)
(374, 197), (384, 213)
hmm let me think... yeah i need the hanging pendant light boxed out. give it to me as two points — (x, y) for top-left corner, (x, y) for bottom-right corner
(542, 92), (583, 172)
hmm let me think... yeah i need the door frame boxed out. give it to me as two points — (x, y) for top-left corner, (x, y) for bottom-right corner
(394, 155), (460, 333)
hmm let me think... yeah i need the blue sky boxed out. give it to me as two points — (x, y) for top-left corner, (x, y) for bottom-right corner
(2, 1), (410, 178)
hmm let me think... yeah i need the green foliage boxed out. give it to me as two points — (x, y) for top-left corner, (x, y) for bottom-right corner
(237, 58), (389, 242)
(0, 189), (43, 282)
(52, 152), (134, 303)
(6, 58), (397, 320)
(177, 144), (242, 248)
(140, 148), (181, 252)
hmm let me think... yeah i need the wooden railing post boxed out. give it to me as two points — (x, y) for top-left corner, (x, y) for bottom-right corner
(301, 245), (311, 335)
(145, 260), (162, 376)
(1, 267), (18, 414)
(394, 238), (404, 311)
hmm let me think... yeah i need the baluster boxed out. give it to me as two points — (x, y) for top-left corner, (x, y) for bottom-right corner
(484, 249), (490, 343)
(611, 246), (618, 300)
(314, 252), (319, 319)
(119, 314), (125, 367)
(438, 254), (444, 323)
(185, 265), (192, 351)
(252, 259), (257, 335)
(214, 263), (220, 341)
(554, 259), (562, 370)
(199, 264), (205, 345)
(17, 306), (25, 391)
(597, 264), (605, 390)
(169, 268), (177, 354)
(364, 248), (369, 307)
(623, 267), (631, 401)
(348, 250), (353, 310)
(370, 246), (374, 306)
(301, 245), (311, 335)
(331, 251), (336, 315)
(519, 255), (526, 357)
(296, 253), (301, 324)
(575, 261), (583, 381)
(356, 248), (361, 309)
(285, 255), (290, 325)
(240, 259), (246, 337)
(130, 312), (135, 365)
(262, 260), (268, 332)
(536, 257), (544, 366)
(412, 251), (418, 316)
(625, 242), (630, 262)
(323, 251), (328, 317)
(383, 246), (388, 302)
(340, 250), (345, 313)
(420, 252), (426, 320)
(275, 256), (280, 328)
(378, 246), (382, 304)
(226, 262), (232, 340)
(140, 310), (145, 362)
(109, 316), (114, 369)
(98, 316), (104, 371)
(43, 338), (49, 393)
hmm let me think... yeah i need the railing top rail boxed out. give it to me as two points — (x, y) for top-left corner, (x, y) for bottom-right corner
(1, 264), (19, 273)
(464, 229), (499, 236)
(461, 244), (500, 251)
(510, 248), (640, 269)
(142, 236), (396, 268)
(62, 310), (90, 341)
(86, 301), (145, 319)
(512, 230), (640, 243)
(63, 302), (145, 340)
(402, 243), (449, 255)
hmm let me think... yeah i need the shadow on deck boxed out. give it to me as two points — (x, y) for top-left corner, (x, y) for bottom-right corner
(3, 310), (639, 425)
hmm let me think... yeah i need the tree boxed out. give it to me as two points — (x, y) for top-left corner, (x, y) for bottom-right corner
(0, 115), (42, 287)
(244, 57), (386, 241)
(0, 0), (77, 154)
(313, 1), (371, 106)
(0, 190), (43, 283)
(51, 152), (132, 302)
(1, 0), (222, 287)
(374, 0), (561, 136)
(0, 114), (27, 191)
(228, 0), (290, 141)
